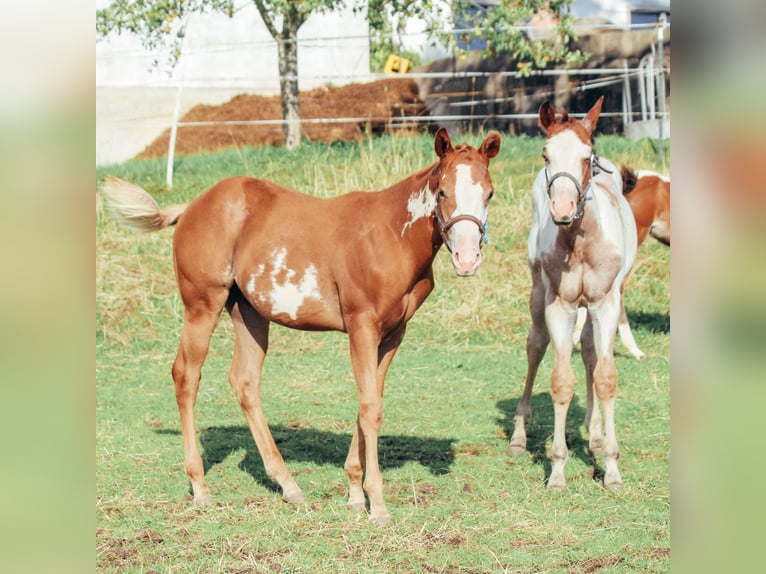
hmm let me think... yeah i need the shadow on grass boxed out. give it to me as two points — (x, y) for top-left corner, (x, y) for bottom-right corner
(156, 425), (456, 495)
(496, 391), (606, 486)
(626, 309), (670, 334)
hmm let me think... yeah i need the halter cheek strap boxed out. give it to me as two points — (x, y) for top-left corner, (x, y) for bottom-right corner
(434, 204), (488, 253)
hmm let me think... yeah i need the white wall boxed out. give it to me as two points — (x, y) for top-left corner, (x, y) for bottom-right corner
(96, 1), (370, 93)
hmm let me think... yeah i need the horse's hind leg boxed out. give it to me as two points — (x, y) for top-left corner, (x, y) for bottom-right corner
(172, 295), (227, 505)
(617, 294), (646, 360)
(510, 270), (549, 456)
(226, 290), (304, 504)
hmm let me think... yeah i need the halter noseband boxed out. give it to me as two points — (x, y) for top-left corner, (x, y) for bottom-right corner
(545, 152), (612, 221)
(434, 199), (488, 253)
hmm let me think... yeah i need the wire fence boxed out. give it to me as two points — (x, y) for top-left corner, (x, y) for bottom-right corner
(97, 18), (670, 183)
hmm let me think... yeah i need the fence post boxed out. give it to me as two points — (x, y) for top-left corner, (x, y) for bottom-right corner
(166, 85), (182, 189)
(657, 13), (667, 164)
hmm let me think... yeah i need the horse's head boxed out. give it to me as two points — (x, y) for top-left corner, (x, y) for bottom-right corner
(538, 96), (603, 225)
(432, 127), (501, 276)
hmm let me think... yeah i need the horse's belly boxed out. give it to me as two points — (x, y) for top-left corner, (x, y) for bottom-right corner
(237, 259), (343, 331)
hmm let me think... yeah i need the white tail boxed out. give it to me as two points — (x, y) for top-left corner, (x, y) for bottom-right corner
(101, 176), (187, 232)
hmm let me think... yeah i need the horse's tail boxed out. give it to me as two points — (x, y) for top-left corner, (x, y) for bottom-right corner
(620, 165), (638, 195)
(101, 176), (187, 233)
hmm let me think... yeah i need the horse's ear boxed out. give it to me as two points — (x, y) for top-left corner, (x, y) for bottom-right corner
(538, 101), (556, 134)
(480, 131), (501, 160)
(581, 96), (604, 134)
(434, 127), (453, 158)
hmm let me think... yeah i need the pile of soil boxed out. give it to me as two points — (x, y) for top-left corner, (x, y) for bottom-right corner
(138, 78), (428, 158)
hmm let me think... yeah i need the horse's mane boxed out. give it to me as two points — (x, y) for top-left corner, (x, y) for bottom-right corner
(621, 166), (638, 195)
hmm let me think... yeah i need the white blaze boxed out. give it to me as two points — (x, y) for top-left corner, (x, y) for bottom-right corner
(453, 163), (486, 222)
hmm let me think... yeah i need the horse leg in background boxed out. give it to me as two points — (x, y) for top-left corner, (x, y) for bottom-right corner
(226, 290), (304, 504)
(579, 314), (603, 455)
(587, 291), (624, 491)
(572, 307), (587, 347)
(617, 294), (646, 360)
(172, 293), (228, 505)
(510, 270), (549, 456)
(544, 299), (578, 490)
(344, 325), (405, 516)
(578, 302), (645, 361)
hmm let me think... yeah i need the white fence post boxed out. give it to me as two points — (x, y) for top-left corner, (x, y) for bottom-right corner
(166, 85), (182, 189)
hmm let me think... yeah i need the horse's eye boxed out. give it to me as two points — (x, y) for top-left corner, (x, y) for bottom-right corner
(542, 152), (549, 163)
(438, 190), (446, 198)
(488, 191), (494, 200)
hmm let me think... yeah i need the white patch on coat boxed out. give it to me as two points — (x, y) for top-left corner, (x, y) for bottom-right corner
(401, 184), (437, 237)
(267, 247), (323, 320)
(635, 169), (669, 183)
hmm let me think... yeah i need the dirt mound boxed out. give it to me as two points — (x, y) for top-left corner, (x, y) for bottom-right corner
(138, 78), (427, 158)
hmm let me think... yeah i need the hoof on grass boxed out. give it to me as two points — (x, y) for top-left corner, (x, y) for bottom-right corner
(193, 495), (213, 506)
(282, 489), (305, 504)
(604, 480), (623, 493)
(348, 500), (366, 514)
(546, 477), (566, 491)
(369, 512), (391, 527)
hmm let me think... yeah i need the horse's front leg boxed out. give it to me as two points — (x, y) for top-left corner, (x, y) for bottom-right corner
(545, 298), (578, 490)
(345, 321), (390, 526)
(588, 291), (623, 491)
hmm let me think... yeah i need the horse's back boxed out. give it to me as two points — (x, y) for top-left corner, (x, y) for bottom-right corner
(592, 159), (638, 276)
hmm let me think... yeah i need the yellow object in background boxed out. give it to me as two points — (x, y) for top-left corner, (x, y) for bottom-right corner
(384, 54), (410, 74)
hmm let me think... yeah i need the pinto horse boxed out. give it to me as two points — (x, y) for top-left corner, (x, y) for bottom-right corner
(509, 97), (636, 491)
(573, 166), (670, 359)
(102, 128), (501, 525)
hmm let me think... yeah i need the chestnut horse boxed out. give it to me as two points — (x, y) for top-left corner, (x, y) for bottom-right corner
(102, 128), (501, 525)
(573, 166), (670, 359)
(509, 97), (636, 491)
(622, 166), (670, 247)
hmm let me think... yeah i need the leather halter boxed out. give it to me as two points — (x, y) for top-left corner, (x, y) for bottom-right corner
(544, 152), (612, 221)
(434, 200), (488, 253)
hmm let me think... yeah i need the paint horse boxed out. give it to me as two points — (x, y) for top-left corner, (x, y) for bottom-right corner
(102, 128), (501, 525)
(573, 166), (670, 359)
(509, 97), (636, 491)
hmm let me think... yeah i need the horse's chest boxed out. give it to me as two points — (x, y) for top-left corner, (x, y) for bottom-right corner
(541, 241), (620, 303)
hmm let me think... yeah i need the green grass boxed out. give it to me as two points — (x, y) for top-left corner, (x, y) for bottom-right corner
(96, 133), (669, 572)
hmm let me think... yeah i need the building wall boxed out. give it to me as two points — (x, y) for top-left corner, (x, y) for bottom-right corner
(96, 1), (370, 93)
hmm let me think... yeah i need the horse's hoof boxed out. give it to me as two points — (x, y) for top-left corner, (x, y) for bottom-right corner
(369, 512), (391, 527)
(508, 441), (527, 457)
(348, 500), (366, 514)
(282, 489), (305, 504)
(193, 494), (213, 506)
(547, 477), (566, 491)
(604, 478), (623, 493)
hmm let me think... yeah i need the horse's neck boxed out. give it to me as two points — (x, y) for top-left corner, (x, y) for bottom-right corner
(380, 163), (442, 258)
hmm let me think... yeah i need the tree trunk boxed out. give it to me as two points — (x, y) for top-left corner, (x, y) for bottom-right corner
(277, 33), (301, 149)
(253, 0), (305, 150)
(277, 10), (302, 150)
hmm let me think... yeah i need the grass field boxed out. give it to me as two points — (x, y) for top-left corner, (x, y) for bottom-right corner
(96, 132), (670, 573)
